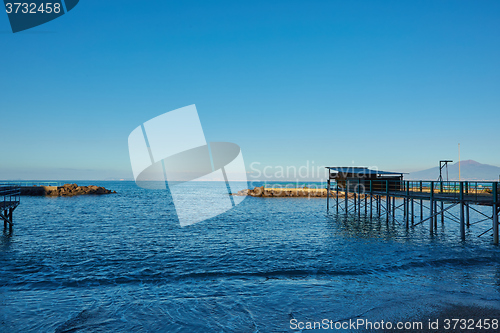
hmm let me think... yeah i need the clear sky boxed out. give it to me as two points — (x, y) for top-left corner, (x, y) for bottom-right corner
(1, 0), (499, 180)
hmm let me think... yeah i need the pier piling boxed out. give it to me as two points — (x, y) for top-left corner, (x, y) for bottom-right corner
(326, 179), (330, 213)
(430, 182), (434, 234)
(493, 183), (498, 245)
(460, 182), (465, 241)
(326, 167), (500, 243)
(0, 185), (20, 232)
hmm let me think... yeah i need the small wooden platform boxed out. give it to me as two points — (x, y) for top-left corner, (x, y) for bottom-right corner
(0, 185), (21, 229)
(0, 201), (20, 210)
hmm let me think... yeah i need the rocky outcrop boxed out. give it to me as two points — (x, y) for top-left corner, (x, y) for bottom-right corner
(235, 186), (397, 199)
(46, 184), (115, 196)
(234, 186), (348, 198)
(21, 184), (116, 197)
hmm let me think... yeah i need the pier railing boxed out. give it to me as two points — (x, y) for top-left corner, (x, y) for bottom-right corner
(0, 181), (61, 187)
(335, 180), (499, 203)
(0, 185), (21, 207)
(327, 179), (499, 243)
(0, 185), (21, 230)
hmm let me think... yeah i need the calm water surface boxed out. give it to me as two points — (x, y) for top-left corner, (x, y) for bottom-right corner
(1, 181), (499, 332)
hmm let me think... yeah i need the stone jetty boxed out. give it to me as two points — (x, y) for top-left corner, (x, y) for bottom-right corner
(20, 184), (115, 197)
(235, 186), (353, 198)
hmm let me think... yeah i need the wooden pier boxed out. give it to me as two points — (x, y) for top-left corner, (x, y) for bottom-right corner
(326, 167), (500, 244)
(0, 185), (21, 232)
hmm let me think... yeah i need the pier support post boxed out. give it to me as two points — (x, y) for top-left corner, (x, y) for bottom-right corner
(465, 182), (470, 227)
(434, 201), (438, 229)
(326, 179), (330, 213)
(386, 181), (390, 222)
(336, 183), (339, 214)
(405, 184), (409, 228)
(356, 179), (360, 216)
(466, 204), (470, 227)
(357, 179), (361, 218)
(408, 199), (411, 225)
(378, 195), (382, 217)
(392, 196), (395, 219)
(493, 182), (498, 245)
(411, 199), (414, 225)
(358, 195), (361, 218)
(404, 198), (408, 228)
(403, 197), (407, 221)
(441, 202), (444, 224)
(440, 182), (444, 224)
(460, 182), (465, 241)
(430, 182), (434, 234)
(8, 209), (12, 232)
(354, 193), (357, 213)
(419, 181), (423, 220)
(494, 206), (498, 245)
(369, 181), (373, 219)
(370, 196), (373, 219)
(345, 183), (349, 214)
(353, 188), (357, 213)
(364, 193), (367, 215)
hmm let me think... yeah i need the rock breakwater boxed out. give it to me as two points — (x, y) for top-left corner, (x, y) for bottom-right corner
(234, 186), (345, 198)
(21, 184), (116, 197)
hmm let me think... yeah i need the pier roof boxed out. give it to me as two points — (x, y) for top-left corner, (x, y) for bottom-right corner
(325, 167), (405, 176)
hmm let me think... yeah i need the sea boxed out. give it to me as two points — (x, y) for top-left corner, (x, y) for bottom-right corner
(1, 181), (500, 332)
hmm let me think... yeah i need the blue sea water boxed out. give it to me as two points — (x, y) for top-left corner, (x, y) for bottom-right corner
(1, 181), (500, 332)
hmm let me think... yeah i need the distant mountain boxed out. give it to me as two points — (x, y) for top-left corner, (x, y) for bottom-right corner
(407, 160), (500, 181)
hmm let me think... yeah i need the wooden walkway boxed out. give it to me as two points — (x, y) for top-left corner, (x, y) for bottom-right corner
(327, 180), (500, 244)
(0, 201), (20, 210)
(0, 185), (21, 230)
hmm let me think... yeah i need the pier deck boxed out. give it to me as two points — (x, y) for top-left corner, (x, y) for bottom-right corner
(327, 176), (500, 244)
(0, 185), (21, 230)
(0, 201), (20, 210)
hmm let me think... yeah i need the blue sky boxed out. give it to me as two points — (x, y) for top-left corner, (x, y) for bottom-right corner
(1, 0), (499, 180)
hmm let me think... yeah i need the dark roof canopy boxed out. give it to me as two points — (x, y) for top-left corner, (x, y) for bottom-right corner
(325, 167), (406, 176)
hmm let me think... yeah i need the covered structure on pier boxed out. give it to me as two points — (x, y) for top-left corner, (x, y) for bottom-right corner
(326, 167), (405, 192)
